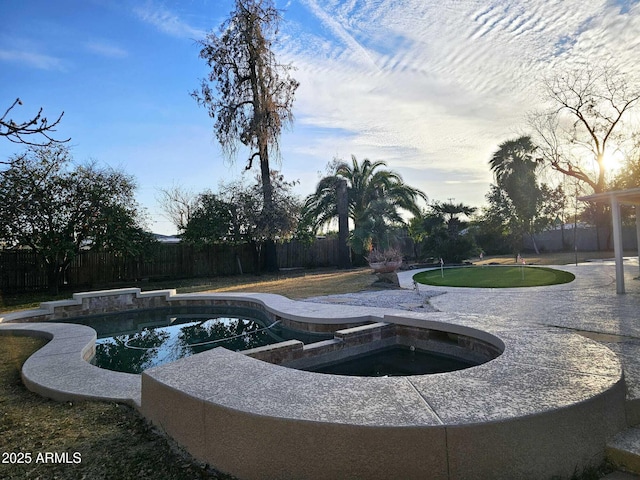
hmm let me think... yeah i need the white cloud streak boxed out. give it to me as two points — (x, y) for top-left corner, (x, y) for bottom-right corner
(85, 41), (128, 58)
(0, 49), (65, 71)
(134, 3), (206, 40)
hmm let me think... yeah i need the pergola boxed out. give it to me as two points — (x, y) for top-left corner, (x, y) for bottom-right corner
(579, 187), (640, 294)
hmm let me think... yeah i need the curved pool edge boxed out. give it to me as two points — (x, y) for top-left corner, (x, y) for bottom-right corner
(0, 287), (412, 407)
(0, 287), (630, 479)
(0, 322), (141, 407)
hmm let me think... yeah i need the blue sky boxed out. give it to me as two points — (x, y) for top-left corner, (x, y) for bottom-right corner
(2, 0), (640, 235)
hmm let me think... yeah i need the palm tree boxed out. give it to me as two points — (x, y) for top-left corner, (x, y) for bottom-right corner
(409, 202), (478, 263)
(432, 202), (477, 235)
(303, 155), (427, 254)
(489, 136), (543, 253)
(489, 136), (538, 183)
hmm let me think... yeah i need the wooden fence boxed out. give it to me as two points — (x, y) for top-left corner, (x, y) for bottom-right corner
(523, 226), (637, 252)
(0, 238), (341, 293)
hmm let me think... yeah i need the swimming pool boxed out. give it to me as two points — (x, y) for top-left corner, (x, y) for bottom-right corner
(60, 306), (329, 374)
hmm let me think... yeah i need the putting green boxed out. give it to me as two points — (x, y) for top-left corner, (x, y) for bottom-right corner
(413, 265), (575, 288)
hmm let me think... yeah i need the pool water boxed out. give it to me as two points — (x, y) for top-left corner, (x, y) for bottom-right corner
(94, 315), (277, 374)
(62, 306), (326, 374)
(58, 307), (479, 376)
(305, 346), (479, 376)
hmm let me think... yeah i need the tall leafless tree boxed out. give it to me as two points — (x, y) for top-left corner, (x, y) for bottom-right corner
(192, 0), (298, 271)
(529, 65), (640, 194)
(157, 184), (199, 233)
(529, 65), (640, 248)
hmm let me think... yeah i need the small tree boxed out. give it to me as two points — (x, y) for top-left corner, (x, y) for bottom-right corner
(157, 183), (199, 233)
(468, 197), (512, 256)
(479, 182), (566, 254)
(192, 0), (299, 271)
(0, 146), (154, 293)
(611, 138), (640, 190)
(608, 141), (640, 226)
(182, 172), (301, 269)
(181, 192), (238, 245)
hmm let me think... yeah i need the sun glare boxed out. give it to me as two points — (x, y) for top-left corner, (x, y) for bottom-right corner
(602, 149), (625, 173)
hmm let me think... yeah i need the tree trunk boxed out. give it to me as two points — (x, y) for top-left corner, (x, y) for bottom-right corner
(263, 239), (278, 272)
(259, 151), (279, 272)
(593, 203), (612, 251)
(249, 240), (261, 274)
(46, 264), (61, 295)
(336, 179), (351, 269)
(529, 233), (540, 255)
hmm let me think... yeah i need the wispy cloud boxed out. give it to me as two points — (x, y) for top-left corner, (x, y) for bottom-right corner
(300, 0), (381, 71)
(0, 48), (65, 71)
(85, 41), (128, 58)
(282, 0), (640, 205)
(133, 3), (206, 39)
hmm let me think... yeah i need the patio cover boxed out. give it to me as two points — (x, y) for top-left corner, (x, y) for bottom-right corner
(579, 187), (640, 294)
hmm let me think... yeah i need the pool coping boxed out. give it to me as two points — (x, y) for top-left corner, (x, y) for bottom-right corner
(0, 287), (630, 479)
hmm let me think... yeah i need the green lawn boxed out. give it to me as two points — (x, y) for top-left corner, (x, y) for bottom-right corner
(413, 266), (575, 288)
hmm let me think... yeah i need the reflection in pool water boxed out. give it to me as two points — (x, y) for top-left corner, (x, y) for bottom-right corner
(61, 307), (325, 374)
(95, 315), (279, 374)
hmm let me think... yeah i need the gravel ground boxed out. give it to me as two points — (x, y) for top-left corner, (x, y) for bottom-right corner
(302, 287), (443, 312)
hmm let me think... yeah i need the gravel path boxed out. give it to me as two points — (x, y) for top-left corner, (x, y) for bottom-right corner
(302, 288), (443, 312)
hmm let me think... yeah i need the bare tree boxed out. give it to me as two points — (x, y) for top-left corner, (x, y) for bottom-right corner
(529, 65), (640, 194)
(157, 184), (199, 233)
(528, 65), (640, 249)
(192, 0), (298, 271)
(1, 98), (70, 151)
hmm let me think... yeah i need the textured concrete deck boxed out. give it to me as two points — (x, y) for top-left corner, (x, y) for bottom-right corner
(400, 260), (640, 409)
(399, 260), (640, 336)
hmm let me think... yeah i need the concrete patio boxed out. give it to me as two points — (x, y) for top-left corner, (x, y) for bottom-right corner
(398, 259), (640, 477)
(398, 260), (640, 406)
